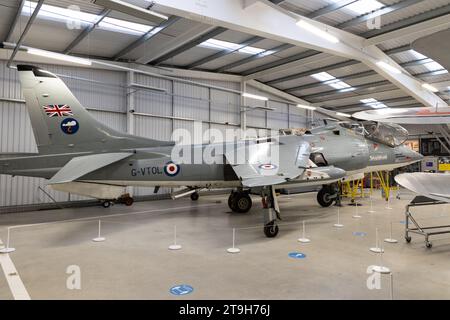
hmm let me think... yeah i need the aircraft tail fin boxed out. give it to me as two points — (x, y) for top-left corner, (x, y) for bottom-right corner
(17, 65), (173, 154)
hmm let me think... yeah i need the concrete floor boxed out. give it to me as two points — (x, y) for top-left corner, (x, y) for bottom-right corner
(1, 189), (450, 300)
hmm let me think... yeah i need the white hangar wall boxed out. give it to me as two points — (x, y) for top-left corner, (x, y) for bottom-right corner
(0, 60), (308, 208)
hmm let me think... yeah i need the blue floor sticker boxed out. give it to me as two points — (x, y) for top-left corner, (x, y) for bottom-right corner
(353, 231), (367, 237)
(399, 220), (407, 224)
(289, 252), (306, 259)
(170, 285), (194, 296)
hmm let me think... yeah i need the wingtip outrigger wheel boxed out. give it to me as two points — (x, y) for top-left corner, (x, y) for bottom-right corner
(190, 191), (199, 201)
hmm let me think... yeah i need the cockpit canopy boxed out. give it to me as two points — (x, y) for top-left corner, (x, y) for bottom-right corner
(339, 121), (408, 147)
(280, 120), (409, 148)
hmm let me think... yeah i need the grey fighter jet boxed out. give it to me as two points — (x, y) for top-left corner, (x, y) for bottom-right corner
(0, 65), (423, 237)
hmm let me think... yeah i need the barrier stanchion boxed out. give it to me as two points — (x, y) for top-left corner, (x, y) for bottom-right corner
(169, 225), (182, 250)
(369, 228), (384, 253)
(227, 228), (240, 253)
(297, 221), (311, 243)
(384, 221), (398, 244)
(0, 227), (15, 253)
(334, 207), (344, 228)
(92, 220), (106, 242)
(352, 200), (362, 219)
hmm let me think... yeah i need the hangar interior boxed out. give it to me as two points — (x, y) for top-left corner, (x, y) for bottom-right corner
(0, 0), (450, 300)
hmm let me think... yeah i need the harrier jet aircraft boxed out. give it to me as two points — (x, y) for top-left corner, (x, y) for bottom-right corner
(0, 65), (423, 237)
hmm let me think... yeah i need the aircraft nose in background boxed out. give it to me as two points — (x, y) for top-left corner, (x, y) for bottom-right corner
(408, 149), (424, 162)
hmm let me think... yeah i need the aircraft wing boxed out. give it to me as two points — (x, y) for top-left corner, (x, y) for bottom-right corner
(395, 172), (450, 203)
(352, 107), (450, 124)
(225, 136), (311, 187)
(48, 152), (133, 185)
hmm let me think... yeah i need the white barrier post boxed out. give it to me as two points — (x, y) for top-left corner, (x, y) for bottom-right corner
(372, 243), (390, 274)
(227, 228), (240, 253)
(369, 228), (384, 253)
(390, 273), (394, 300)
(298, 221), (311, 243)
(368, 193), (375, 213)
(0, 227), (16, 253)
(386, 193), (392, 210)
(352, 200), (362, 219)
(92, 220), (106, 242)
(169, 225), (182, 250)
(384, 221), (398, 243)
(334, 206), (344, 228)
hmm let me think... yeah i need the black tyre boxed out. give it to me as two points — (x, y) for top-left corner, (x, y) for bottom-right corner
(124, 197), (134, 206)
(190, 192), (199, 201)
(264, 221), (279, 238)
(405, 236), (411, 243)
(317, 188), (334, 207)
(102, 201), (111, 208)
(232, 193), (252, 213)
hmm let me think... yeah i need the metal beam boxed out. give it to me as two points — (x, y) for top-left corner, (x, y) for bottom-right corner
(286, 70), (376, 92)
(152, 27), (227, 65)
(327, 96), (417, 111)
(112, 16), (180, 61)
(291, 67), (447, 100)
(384, 45), (411, 55)
(338, 0), (423, 29)
(216, 43), (293, 72)
(150, 0), (446, 108)
(63, 9), (111, 54)
(135, 23), (218, 64)
(7, 0), (43, 68)
(242, 50), (320, 77)
(243, 44), (411, 80)
(283, 58), (437, 92)
(301, 80), (392, 101)
(185, 35), (264, 69)
(4, 0), (25, 43)
(308, 0), (358, 19)
(364, 5), (450, 44)
(266, 60), (359, 85)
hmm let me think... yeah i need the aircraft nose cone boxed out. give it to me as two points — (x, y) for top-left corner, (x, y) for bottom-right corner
(409, 149), (423, 162)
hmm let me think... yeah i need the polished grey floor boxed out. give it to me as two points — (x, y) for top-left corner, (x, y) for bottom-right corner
(1, 190), (450, 300)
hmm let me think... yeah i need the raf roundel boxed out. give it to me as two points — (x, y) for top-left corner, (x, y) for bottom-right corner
(60, 118), (79, 135)
(259, 164), (277, 170)
(164, 162), (180, 177)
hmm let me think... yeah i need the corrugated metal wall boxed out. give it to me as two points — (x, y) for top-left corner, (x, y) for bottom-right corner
(0, 61), (308, 208)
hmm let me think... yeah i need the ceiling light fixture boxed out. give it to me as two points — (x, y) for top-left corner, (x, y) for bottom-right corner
(297, 104), (316, 111)
(242, 93), (269, 101)
(336, 112), (351, 118)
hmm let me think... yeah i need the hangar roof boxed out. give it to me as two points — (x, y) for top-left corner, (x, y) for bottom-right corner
(1, 0), (449, 113)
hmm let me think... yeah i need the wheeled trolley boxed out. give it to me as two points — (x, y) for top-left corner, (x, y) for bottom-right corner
(405, 196), (449, 248)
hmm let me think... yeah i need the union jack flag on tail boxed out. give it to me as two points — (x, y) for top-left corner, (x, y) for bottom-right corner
(43, 104), (73, 117)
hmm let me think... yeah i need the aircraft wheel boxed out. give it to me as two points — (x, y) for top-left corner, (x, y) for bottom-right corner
(405, 236), (411, 243)
(426, 241), (432, 248)
(190, 192), (199, 201)
(264, 221), (279, 238)
(232, 193), (252, 213)
(317, 187), (334, 207)
(124, 197), (134, 206)
(102, 201), (111, 208)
